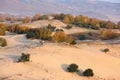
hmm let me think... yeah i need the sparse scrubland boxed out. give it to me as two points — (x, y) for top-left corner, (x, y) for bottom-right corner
(0, 13), (120, 80)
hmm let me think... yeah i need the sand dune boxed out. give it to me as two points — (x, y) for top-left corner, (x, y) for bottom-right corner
(0, 34), (120, 80)
(22, 20), (66, 29)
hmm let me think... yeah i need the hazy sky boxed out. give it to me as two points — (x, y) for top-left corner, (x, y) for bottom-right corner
(97, 0), (120, 3)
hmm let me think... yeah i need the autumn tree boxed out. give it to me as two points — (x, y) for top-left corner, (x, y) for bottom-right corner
(40, 15), (49, 20)
(105, 21), (116, 29)
(63, 16), (70, 24)
(100, 29), (118, 40)
(89, 18), (100, 30)
(74, 15), (89, 28)
(0, 23), (8, 35)
(117, 21), (120, 29)
(54, 13), (65, 20)
(99, 20), (107, 28)
(33, 13), (40, 21)
(22, 17), (31, 23)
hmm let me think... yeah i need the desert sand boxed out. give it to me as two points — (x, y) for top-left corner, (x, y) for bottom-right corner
(0, 33), (120, 80)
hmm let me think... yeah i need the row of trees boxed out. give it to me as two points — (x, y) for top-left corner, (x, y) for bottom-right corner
(1, 13), (120, 29)
(54, 13), (120, 29)
(22, 14), (49, 23)
(26, 28), (76, 45)
(7, 24), (76, 45)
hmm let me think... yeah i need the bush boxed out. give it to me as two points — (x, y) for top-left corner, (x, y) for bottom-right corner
(83, 68), (94, 77)
(103, 48), (109, 53)
(66, 25), (72, 29)
(66, 37), (76, 45)
(46, 24), (56, 32)
(0, 38), (7, 47)
(8, 24), (29, 34)
(56, 29), (64, 32)
(52, 31), (67, 42)
(0, 23), (8, 35)
(40, 15), (49, 20)
(70, 40), (77, 45)
(100, 29), (118, 40)
(22, 17), (31, 23)
(67, 64), (78, 72)
(88, 32), (93, 36)
(26, 28), (52, 40)
(79, 34), (86, 40)
(17, 53), (30, 62)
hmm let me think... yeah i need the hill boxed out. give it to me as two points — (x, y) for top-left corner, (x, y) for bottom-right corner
(0, 0), (120, 22)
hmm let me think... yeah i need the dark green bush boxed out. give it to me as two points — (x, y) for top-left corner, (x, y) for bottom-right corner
(17, 53), (30, 62)
(70, 40), (77, 45)
(88, 32), (93, 36)
(66, 25), (72, 29)
(0, 38), (7, 47)
(79, 34), (86, 40)
(56, 29), (64, 32)
(83, 68), (94, 77)
(46, 24), (56, 32)
(67, 63), (78, 72)
(103, 48), (109, 53)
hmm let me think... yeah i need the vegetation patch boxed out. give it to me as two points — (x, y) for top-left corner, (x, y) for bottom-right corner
(17, 53), (30, 62)
(0, 37), (7, 47)
(83, 68), (94, 77)
(67, 63), (79, 72)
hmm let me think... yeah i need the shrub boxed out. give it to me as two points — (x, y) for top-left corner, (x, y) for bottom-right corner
(22, 17), (31, 23)
(46, 24), (56, 32)
(8, 24), (29, 34)
(70, 40), (77, 45)
(88, 32), (93, 36)
(66, 25), (72, 29)
(56, 29), (64, 32)
(38, 28), (52, 40)
(52, 31), (67, 42)
(40, 15), (49, 20)
(0, 37), (7, 47)
(0, 23), (8, 35)
(79, 34), (86, 40)
(67, 63), (78, 72)
(17, 53), (30, 62)
(83, 68), (94, 77)
(0, 28), (5, 35)
(100, 29), (118, 40)
(103, 48), (109, 53)
(66, 37), (77, 45)
(26, 28), (52, 40)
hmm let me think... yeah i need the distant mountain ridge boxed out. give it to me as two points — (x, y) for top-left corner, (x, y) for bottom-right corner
(0, 0), (120, 22)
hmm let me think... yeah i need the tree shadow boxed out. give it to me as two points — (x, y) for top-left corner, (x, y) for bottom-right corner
(77, 69), (84, 76)
(4, 54), (19, 62)
(61, 64), (69, 72)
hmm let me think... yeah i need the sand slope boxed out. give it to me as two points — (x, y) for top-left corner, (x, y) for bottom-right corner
(0, 34), (120, 80)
